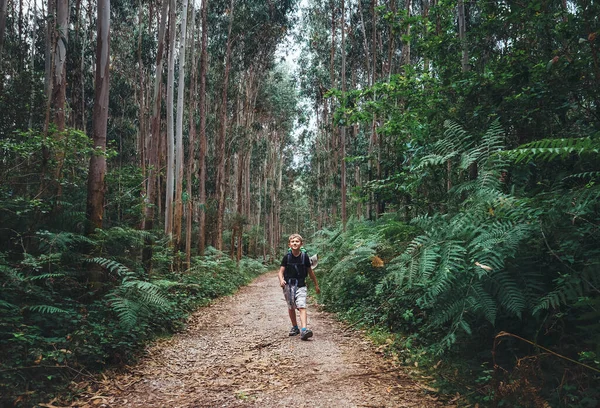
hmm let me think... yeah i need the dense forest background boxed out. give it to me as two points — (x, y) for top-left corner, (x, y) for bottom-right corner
(1, 0), (599, 406)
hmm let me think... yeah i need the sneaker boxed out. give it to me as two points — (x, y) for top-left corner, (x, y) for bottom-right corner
(300, 328), (313, 340)
(289, 326), (300, 336)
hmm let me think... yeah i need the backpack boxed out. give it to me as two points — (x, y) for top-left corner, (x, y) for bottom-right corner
(286, 247), (318, 269)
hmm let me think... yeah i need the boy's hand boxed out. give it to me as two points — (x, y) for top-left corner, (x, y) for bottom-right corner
(279, 279), (286, 288)
(315, 284), (321, 294)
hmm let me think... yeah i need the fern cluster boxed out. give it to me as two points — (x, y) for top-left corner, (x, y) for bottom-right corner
(0, 225), (268, 405)
(316, 120), (600, 401)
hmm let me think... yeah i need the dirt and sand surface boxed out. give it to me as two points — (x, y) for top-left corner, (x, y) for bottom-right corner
(58, 271), (453, 408)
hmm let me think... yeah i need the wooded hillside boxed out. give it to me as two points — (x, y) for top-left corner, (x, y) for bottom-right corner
(1, 0), (599, 406)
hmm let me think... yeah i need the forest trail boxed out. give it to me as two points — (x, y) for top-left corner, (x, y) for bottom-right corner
(65, 272), (447, 408)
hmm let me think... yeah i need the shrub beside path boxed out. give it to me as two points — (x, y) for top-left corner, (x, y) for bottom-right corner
(62, 272), (449, 407)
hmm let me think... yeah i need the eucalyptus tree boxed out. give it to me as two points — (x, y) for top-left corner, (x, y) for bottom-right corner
(86, 0), (110, 234)
(165, 0), (176, 237)
(143, 0), (170, 271)
(50, 0), (68, 133)
(173, 0), (190, 248)
(197, 0), (209, 256)
(0, 0), (7, 65)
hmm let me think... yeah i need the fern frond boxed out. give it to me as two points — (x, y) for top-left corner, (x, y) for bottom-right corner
(533, 269), (599, 315)
(108, 296), (139, 329)
(470, 280), (498, 323)
(490, 270), (527, 318)
(121, 280), (170, 308)
(0, 300), (19, 310)
(506, 136), (600, 164)
(25, 273), (66, 281)
(26, 305), (69, 314)
(87, 257), (136, 279)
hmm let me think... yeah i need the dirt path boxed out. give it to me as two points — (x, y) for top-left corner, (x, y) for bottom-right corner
(68, 272), (448, 407)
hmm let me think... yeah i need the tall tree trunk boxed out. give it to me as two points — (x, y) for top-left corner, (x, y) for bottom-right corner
(52, 0), (68, 131)
(143, 0), (169, 273)
(402, 0), (411, 68)
(329, 0), (337, 223)
(186, 2), (198, 267)
(165, 0), (176, 238)
(52, 0), (69, 186)
(28, 0), (37, 129)
(423, 0), (430, 73)
(174, 0), (190, 250)
(215, 0), (234, 252)
(340, 0), (347, 230)
(458, 0), (476, 182)
(86, 0), (110, 233)
(197, 0), (209, 256)
(137, 0), (146, 177)
(0, 0), (7, 63)
(458, 0), (469, 72)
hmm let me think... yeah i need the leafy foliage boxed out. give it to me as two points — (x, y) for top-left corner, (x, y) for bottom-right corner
(316, 121), (600, 406)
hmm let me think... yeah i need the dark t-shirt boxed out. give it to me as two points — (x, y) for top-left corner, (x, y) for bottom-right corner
(281, 252), (312, 287)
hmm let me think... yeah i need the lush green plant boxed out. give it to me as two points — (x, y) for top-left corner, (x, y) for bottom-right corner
(0, 225), (269, 406)
(316, 121), (600, 406)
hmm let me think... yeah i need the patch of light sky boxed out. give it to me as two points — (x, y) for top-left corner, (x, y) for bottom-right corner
(275, 0), (316, 169)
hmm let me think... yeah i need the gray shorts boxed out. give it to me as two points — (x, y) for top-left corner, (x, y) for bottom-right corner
(283, 284), (307, 310)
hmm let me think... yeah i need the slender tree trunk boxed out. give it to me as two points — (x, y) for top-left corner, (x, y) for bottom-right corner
(165, 0), (176, 238)
(0, 0), (7, 63)
(143, 0), (169, 273)
(423, 0), (430, 73)
(402, 0), (411, 68)
(357, 0), (371, 85)
(215, 0), (234, 252)
(28, 0), (37, 129)
(137, 0), (146, 176)
(86, 0), (110, 233)
(52, 0), (69, 188)
(340, 0), (347, 230)
(52, 0), (68, 132)
(458, 0), (468, 72)
(186, 2), (198, 267)
(197, 0), (209, 256)
(174, 0), (190, 250)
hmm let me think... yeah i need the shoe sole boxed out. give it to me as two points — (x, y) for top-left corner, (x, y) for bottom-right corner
(300, 331), (313, 340)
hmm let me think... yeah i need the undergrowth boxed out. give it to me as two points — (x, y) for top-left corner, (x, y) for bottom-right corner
(0, 227), (267, 406)
(313, 123), (600, 407)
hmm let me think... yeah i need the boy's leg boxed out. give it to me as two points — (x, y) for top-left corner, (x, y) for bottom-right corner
(288, 308), (298, 326)
(298, 308), (307, 328)
(294, 287), (313, 339)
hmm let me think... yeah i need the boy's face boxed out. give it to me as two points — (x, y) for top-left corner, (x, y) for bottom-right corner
(289, 237), (302, 251)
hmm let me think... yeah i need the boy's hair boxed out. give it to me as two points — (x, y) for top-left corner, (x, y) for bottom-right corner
(288, 233), (303, 243)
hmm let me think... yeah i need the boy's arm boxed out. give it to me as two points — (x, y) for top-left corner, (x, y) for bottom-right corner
(278, 266), (286, 287)
(307, 267), (320, 294)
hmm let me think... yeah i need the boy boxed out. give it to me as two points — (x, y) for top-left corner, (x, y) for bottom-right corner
(278, 233), (320, 340)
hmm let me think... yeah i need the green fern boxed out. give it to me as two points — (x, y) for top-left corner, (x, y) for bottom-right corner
(506, 136), (600, 164)
(0, 300), (19, 310)
(26, 305), (69, 314)
(89, 257), (171, 328)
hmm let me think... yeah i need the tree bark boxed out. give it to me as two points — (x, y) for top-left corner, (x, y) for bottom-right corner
(86, 0), (110, 234)
(215, 0), (234, 252)
(174, 0), (190, 250)
(0, 0), (7, 63)
(52, 0), (68, 132)
(458, 0), (469, 72)
(51, 0), (69, 189)
(143, 0), (169, 273)
(186, 2), (198, 267)
(340, 0), (347, 230)
(165, 0), (176, 238)
(197, 0), (209, 256)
